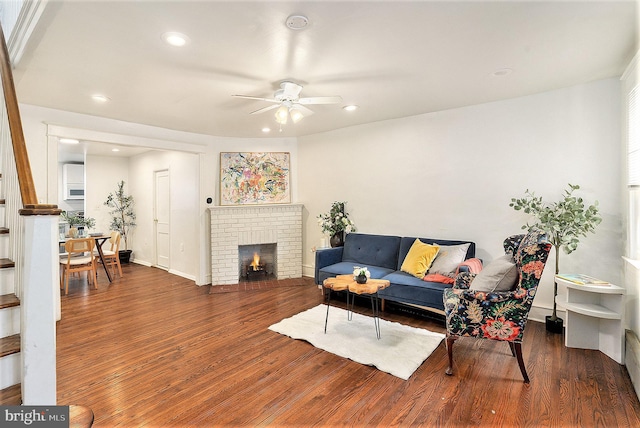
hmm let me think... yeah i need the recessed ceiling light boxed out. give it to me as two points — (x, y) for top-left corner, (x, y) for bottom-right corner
(286, 15), (309, 30)
(91, 94), (110, 102)
(162, 32), (190, 47)
(343, 105), (359, 112)
(111, 148), (120, 152)
(492, 68), (513, 77)
(262, 127), (271, 133)
(59, 138), (79, 144)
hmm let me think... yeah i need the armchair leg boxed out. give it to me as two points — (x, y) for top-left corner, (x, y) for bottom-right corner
(508, 341), (516, 357)
(445, 336), (457, 376)
(513, 342), (530, 383)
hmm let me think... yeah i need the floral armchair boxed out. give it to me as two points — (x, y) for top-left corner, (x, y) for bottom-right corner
(443, 228), (551, 383)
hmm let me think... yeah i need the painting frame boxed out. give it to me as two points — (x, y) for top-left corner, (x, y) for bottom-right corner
(220, 152), (291, 206)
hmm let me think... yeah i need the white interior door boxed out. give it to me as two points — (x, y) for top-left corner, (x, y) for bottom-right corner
(155, 170), (170, 269)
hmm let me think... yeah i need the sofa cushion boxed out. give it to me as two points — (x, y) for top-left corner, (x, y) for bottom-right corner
(470, 254), (519, 292)
(342, 233), (402, 270)
(428, 243), (471, 274)
(318, 261), (395, 283)
(400, 239), (440, 278)
(379, 271), (450, 311)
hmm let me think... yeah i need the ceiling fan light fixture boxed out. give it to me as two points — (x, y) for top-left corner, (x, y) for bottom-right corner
(275, 105), (289, 124)
(289, 108), (304, 123)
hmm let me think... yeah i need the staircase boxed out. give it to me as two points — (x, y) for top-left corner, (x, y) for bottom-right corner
(0, 18), (61, 405)
(0, 190), (19, 404)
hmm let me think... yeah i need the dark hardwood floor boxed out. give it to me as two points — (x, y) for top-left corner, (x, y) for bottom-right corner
(51, 264), (640, 427)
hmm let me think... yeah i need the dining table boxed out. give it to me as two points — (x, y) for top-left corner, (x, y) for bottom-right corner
(60, 234), (113, 283)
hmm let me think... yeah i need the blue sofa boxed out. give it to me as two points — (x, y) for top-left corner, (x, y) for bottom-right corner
(315, 233), (476, 313)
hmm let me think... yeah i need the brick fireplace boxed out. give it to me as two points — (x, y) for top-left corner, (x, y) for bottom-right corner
(209, 204), (303, 285)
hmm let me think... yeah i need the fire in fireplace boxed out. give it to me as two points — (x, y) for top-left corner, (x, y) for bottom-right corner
(239, 243), (276, 281)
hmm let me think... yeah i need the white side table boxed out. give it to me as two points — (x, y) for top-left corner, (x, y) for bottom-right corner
(555, 276), (625, 364)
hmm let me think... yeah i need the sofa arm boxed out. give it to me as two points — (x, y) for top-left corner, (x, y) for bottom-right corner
(315, 247), (344, 284)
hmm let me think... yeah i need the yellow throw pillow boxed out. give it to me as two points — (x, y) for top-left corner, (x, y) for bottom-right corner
(401, 239), (440, 278)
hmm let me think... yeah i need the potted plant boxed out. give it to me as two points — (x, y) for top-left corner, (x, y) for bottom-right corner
(60, 211), (96, 237)
(317, 201), (356, 247)
(104, 180), (136, 263)
(510, 183), (602, 333)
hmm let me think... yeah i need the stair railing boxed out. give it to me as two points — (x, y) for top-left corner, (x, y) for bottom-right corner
(0, 22), (59, 405)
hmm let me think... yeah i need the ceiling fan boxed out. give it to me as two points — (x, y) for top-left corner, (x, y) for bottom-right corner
(232, 81), (342, 125)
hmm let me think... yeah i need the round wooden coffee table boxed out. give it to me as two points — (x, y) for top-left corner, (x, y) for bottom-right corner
(323, 274), (390, 339)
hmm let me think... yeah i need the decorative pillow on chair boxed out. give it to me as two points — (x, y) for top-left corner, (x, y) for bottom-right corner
(401, 239), (440, 278)
(470, 254), (519, 292)
(428, 242), (471, 274)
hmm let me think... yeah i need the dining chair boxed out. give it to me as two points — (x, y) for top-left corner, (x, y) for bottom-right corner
(97, 231), (123, 278)
(60, 238), (98, 295)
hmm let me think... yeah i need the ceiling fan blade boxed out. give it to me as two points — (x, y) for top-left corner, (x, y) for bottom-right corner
(232, 95), (279, 103)
(298, 96), (343, 105)
(281, 81), (303, 98)
(250, 104), (280, 115)
(292, 104), (314, 117)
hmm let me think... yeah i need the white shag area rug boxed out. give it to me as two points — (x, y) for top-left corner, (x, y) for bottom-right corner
(268, 304), (445, 380)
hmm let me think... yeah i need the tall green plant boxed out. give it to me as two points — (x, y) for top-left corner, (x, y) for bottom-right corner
(104, 180), (136, 250)
(509, 184), (602, 321)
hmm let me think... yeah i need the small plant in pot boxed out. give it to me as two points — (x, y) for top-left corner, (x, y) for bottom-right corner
(61, 211), (96, 237)
(510, 183), (602, 333)
(104, 180), (136, 263)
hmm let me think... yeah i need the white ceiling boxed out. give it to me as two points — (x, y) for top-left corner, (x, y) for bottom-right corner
(12, 0), (639, 145)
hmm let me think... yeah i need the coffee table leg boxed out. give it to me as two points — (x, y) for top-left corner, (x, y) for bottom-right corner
(371, 294), (381, 339)
(347, 290), (354, 321)
(324, 288), (331, 333)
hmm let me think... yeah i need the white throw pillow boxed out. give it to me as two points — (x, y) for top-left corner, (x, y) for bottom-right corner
(428, 243), (471, 274)
(470, 254), (519, 292)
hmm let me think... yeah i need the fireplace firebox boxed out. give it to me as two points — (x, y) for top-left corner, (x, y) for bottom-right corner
(239, 243), (276, 281)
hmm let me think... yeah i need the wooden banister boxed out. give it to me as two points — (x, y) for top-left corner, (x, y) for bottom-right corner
(0, 22), (54, 212)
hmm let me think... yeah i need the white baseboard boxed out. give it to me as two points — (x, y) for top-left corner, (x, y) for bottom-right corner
(302, 264), (315, 279)
(528, 304), (565, 324)
(626, 330), (640, 401)
(130, 259), (196, 281)
(168, 269), (196, 282)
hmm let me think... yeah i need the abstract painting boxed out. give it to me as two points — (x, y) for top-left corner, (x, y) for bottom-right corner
(220, 152), (291, 205)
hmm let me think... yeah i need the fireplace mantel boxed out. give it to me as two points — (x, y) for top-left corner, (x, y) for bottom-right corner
(209, 204), (303, 285)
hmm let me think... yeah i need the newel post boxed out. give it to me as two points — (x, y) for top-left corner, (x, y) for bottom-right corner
(20, 205), (60, 405)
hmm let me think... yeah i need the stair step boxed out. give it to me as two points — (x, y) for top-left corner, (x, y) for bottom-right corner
(0, 258), (14, 269)
(0, 199), (4, 205)
(0, 334), (20, 358)
(0, 227), (8, 234)
(0, 383), (21, 405)
(0, 293), (19, 310)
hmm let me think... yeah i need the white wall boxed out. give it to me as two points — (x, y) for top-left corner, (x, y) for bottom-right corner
(84, 155), (129, 236)
(127, 150), (199, 279)
(298, 78), (622, 322)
